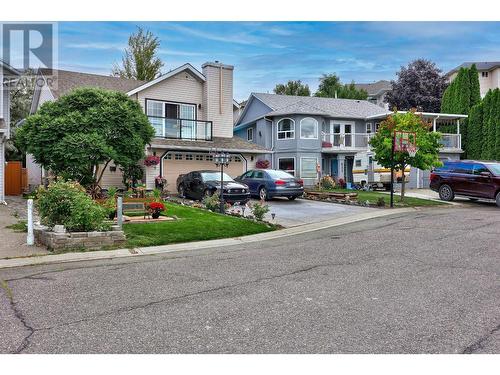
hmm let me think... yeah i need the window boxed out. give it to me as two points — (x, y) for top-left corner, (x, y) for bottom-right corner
(205, 155), (213, 161)
(300, 117), (318, 139)
(174, 154), (183, 160)
(233, 157), (241, 162)
(254, 171), (264, 179)
(195, 154), (204, 161)
(300, 157), (318, 179)
(482, 71), (489, 78)
(452, 162), (473, 174)
(355, 159), (362, 167)
(109, 166), (117, 172)
(366, 123), (372, 133)
(165, 154), (172, 160)
(185, 154), (193, 161)
(247, 128), (254, 141)
(278, 158), (295, 176)
(277, 119), (295, 140)
(473, 164), (489, 175)
(241, 171), (254, 179)
(375, 123), (381, 132)
(147, 100), (163, 117)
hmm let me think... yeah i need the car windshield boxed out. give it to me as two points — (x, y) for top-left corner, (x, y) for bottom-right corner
(486, 163), (500, 176)
(201, 172), (234, 182)
(265, 170), (295, 179)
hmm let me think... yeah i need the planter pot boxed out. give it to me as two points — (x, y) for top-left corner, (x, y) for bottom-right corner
(152, 211), (161, 219)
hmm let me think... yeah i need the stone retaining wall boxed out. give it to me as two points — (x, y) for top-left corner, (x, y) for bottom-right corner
(34, 225), (126, 250)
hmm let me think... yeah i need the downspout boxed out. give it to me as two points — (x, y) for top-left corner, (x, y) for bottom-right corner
(219, 65), (223, 115)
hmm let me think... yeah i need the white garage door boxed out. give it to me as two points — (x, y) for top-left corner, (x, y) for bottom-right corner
(162, 152), (246, 192)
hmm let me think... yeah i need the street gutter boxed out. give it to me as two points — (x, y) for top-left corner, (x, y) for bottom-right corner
(0, 207), (417, 269)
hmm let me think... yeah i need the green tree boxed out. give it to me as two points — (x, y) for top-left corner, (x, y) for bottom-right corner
(440, 64), (481, 158)
(314, 74), (368, 100)
(273, 80), (311, 96)
(369, 111), (442, 200)
(16, 87), (154, 191)
(112, 27), (164, 81)
(467, 103), (483, 159)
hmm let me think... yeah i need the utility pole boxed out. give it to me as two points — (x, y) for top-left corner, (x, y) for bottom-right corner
(390, 132), (395, 208)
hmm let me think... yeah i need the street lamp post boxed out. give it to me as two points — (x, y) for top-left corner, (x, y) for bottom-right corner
(213, 149), (231, 214)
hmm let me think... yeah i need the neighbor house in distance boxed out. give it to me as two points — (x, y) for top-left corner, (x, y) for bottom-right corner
(446, 61), (500, 97)
(354, 80), (392, 109)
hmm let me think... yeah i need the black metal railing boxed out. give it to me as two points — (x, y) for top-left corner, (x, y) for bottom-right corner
(148, 116), (213, 141)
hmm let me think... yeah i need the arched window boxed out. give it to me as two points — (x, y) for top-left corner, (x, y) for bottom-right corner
(300, 117), (318, 139)
(277, 118), (295, 140)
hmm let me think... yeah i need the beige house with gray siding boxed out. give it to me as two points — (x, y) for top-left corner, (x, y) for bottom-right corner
(28, 62), (268, 192)
(446, 61), (500, 98)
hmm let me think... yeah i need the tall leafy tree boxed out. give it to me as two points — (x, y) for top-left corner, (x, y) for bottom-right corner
(369, 111), (442, 200)
(314, 74), (368, 100)
(385, 59), (447, 113)
(112, 27), (164, 81)
(273, 80), (311, 96)
(16, 88), (155, 191)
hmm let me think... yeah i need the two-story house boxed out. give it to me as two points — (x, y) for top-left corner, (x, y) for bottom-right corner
(354, 80), (392, 109)
(0, 60), (21, 203)
(28, 62), (268, 191)
(446, 62), (500, 98)
(234, 93), (466, 189)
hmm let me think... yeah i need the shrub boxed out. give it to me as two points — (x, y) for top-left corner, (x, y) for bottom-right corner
(202, 192), (221, 212)
(319, 175), (336, 190)
(37, 180), (109, 232)
(249, 201), (270, 221)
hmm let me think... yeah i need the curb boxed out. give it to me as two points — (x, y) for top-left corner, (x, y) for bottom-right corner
(0, 208), (415, 269)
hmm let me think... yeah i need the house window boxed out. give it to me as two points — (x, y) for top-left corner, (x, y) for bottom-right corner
(174, 154), (183, 160)
(277, 118), (295, 140)
(278, 157), (295, 176)
(300, 117), (318, 139)
(482, 71), (489, 78)
(247, 128), (254, 141)
(233, 157), (241, 162)
(195, 154), (204, 161)
(185, 154), (193, 161)
(205, 155), (213, 161)
(375, 123), (381, 132)
(110, 166), (117, 172)
(165, 153), (172, 160)
(300, 157), (318, 179)
(366, 123), (372, 133)
(355, 159), (362, 167)
(146, 100), (165, 137)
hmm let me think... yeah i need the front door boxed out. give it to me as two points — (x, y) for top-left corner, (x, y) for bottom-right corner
(330, 157), (338, 179)
(180, 104), (196, 140)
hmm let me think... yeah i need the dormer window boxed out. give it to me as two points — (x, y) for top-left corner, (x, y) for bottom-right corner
(482, 71), (489, 78)
(247, 127), (254, 141)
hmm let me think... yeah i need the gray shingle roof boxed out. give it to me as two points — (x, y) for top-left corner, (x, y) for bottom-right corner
(446, 62), (500, 76)
(353, 80), (392, 96)
(253, 92), (389, 119)
(39, 69), (145, 98)
(151, 136), (270, 153)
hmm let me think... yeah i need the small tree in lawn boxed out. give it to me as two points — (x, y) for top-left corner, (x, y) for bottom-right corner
(369, 110), (442, 201)
(17, 87), (155, 195)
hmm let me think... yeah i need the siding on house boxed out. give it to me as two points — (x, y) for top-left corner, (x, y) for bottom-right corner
(238, 96), (272, 124)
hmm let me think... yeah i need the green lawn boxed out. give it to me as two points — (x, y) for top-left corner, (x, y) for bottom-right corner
(123, 202), (277, 248)
(324, 188), (445, 207)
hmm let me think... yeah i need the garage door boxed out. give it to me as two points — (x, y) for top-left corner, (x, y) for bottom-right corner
(162, 152), (246, 191)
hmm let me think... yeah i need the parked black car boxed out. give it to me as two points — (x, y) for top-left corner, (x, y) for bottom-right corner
(235, 169), (304, 200)
(176, 170), (250, 204)
(430, 160), (500, 207)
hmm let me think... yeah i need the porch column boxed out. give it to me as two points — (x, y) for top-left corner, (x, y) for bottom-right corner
(337, 155), (345, 180)
(457, 119), (461, 149)
(432, 118), (437, 132)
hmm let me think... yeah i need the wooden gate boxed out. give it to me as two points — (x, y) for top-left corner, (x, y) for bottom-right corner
(5, 161), (27, 195)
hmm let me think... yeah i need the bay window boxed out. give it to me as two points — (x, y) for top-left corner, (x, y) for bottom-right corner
(277, 118), (295, 140)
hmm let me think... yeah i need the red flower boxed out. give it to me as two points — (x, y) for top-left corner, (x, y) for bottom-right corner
(144, 155), (161, 167)
(148, 202), (165, 211)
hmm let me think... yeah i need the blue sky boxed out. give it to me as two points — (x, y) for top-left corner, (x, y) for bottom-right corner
(58, 21), (500, 101)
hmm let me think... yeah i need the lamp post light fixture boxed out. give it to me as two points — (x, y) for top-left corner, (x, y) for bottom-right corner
(212, 149), (231, 214)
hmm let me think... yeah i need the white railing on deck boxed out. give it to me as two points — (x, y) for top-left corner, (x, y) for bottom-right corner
(321, 133), (375, 149)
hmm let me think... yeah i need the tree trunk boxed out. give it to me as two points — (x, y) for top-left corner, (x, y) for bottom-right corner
(95, 160), (111, 187)
(400, 164), (406, 201)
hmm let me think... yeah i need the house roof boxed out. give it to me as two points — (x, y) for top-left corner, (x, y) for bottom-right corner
(353, 80), (392, 97)
(39, 68), (145, 99)
(446, 61), (500, 76)
(0, 59), (21, 76)
(150, 136), (270, 154)
(252, 92), (390, 119)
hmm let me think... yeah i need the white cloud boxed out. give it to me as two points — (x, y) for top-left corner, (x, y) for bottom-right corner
(66, 42), (125, 50)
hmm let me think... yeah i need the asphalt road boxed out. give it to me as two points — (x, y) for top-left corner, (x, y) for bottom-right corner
(1, 203), (499, 353)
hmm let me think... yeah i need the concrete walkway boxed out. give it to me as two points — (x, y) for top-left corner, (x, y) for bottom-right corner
(0, 197), (48, 259)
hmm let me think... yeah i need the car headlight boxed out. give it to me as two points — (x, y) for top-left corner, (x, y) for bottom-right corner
(242, 189), (246, 193)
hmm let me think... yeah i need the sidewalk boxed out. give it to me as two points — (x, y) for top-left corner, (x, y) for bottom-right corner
(0, 197), (48, 259)
(0, 206), (415, 269)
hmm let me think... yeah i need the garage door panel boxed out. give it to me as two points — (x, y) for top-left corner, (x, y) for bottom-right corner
(162, 155), (245, 193)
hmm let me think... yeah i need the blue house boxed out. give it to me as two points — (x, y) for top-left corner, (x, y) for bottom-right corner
(234, 93), (465, 188)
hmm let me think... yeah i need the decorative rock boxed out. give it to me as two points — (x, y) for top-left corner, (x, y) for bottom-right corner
(53, 225), (66, 233)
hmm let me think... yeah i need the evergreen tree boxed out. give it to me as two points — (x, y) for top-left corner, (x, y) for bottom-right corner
(480, 90), (493, 160)
(469, 64), (481, 107)
(467, 103), (482, 159)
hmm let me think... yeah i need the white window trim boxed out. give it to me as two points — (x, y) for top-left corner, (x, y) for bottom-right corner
(300, 156), (319, 179)
(278, 156), (296, 176)
(277, 118), (296, 140)
(247, 127), (254, 141)
(300, 117), (319, 140)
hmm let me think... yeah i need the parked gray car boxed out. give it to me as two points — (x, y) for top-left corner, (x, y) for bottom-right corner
(235, 169), (304, 200)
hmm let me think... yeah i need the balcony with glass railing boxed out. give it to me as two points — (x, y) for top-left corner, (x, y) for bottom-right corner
(148, 116), (213, 141)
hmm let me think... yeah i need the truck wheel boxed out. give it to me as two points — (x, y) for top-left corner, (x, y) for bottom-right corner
(439, 184), (454, 201)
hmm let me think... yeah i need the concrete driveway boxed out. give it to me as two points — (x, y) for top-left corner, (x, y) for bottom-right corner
(253, 197), (372, 227)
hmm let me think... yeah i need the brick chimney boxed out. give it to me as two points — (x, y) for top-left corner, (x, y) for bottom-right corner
(202, 61), (234, 138)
